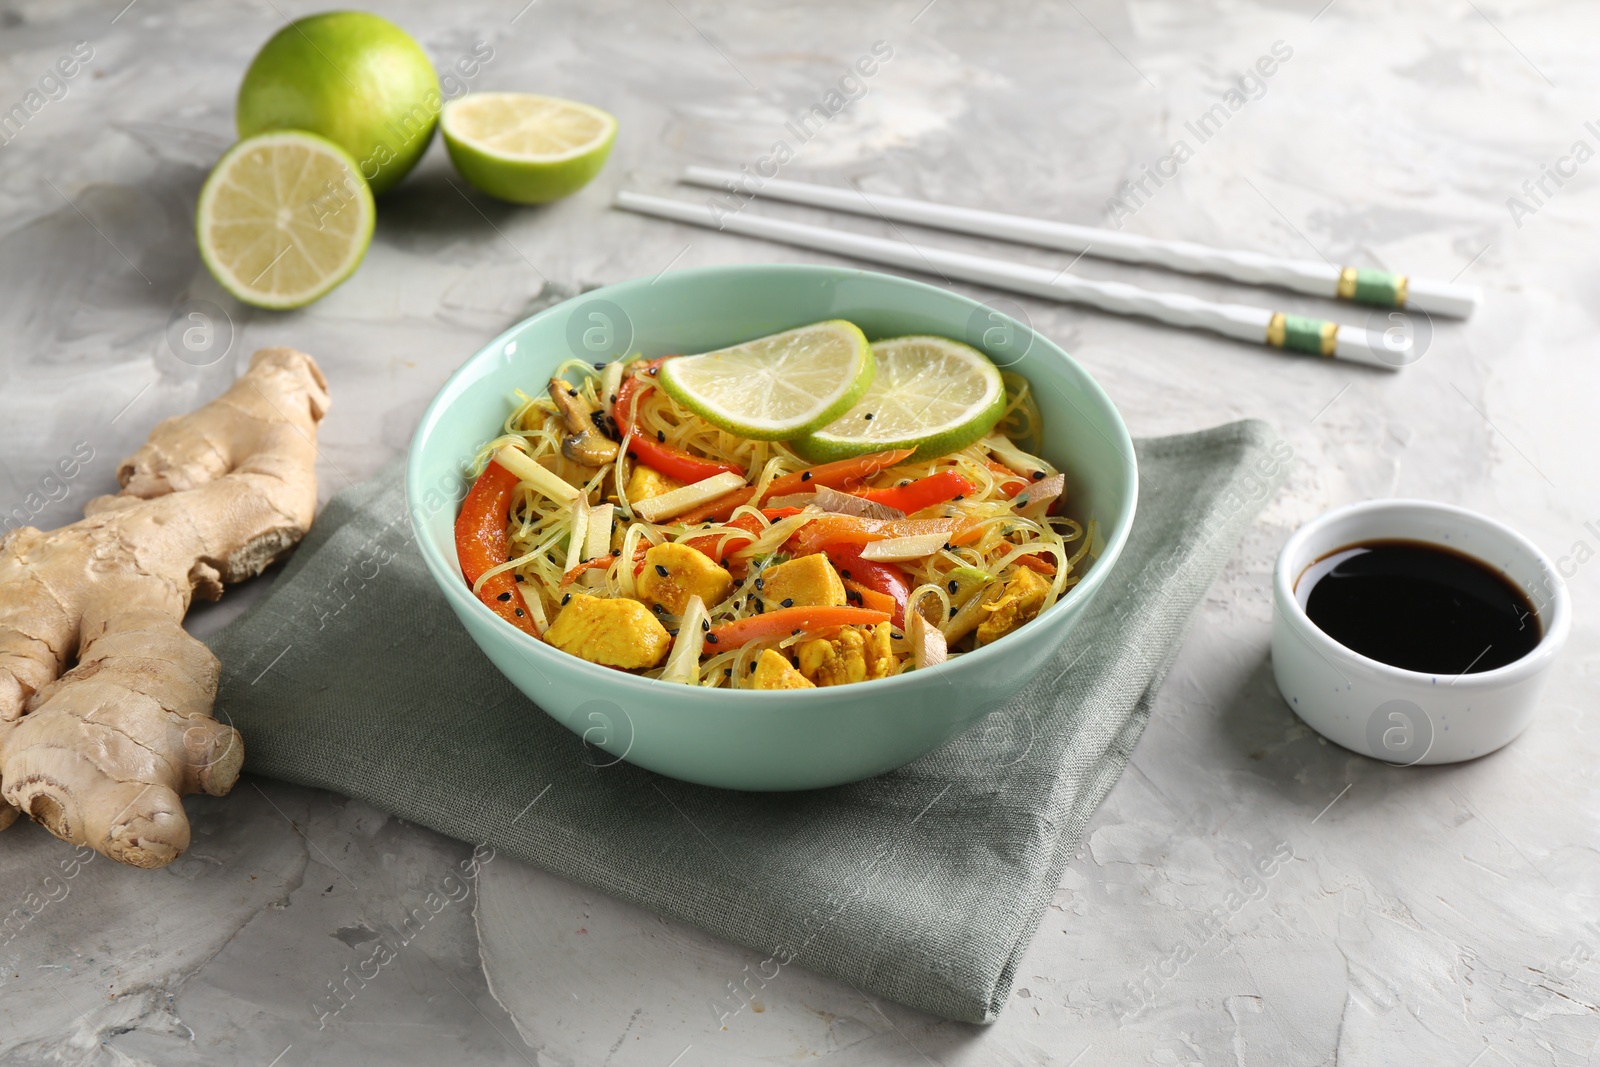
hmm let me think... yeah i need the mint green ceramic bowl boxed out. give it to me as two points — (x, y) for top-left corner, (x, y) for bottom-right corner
(407, 264), (1137, 790)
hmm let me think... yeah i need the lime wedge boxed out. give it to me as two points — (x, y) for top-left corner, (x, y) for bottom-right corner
(195, 131), (375, 310)
(794, 336), (1006, 462)
(441, 92), (618, 204)
(658, 320), (874, 441)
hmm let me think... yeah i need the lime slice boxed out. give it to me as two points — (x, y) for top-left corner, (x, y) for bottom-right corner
(196, 131), (375, 310)
(794, 336), (1006, 462)
(441, 93), (618, 204)
(658, 320), (874, 441)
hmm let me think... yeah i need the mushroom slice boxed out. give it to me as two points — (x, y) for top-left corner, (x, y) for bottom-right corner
(549, 377), (620, 466)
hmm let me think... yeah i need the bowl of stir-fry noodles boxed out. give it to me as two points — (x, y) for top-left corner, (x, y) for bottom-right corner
(409, 264), (1137, 790)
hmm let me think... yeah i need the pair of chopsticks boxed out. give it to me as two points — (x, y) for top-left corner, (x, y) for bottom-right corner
(615, 168), (1480, 370)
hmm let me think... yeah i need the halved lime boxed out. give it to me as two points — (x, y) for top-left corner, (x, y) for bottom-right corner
(658, 320), (874, 441)
(794, 336), (1006, 462)
(196, 131), (375, 310)
(441, 92), (618, 204)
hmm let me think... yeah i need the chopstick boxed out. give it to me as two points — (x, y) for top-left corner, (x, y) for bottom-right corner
(614, 191), (1408, 370)
(680, 166), (1479, 320)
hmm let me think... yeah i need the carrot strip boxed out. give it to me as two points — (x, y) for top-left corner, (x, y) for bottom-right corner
(787, 515), (955, 556)
(843, 579), (897, 618)
(682, 513), (763, 563)
(1016, 554), (1057, 576)
(703, 605), (889, 653)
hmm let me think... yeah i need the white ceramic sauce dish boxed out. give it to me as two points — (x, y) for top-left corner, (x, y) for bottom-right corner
(1272, 499), (1570, 765)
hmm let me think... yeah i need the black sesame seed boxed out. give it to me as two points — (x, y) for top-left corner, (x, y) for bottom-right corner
(791, 628), (801, 635)
(1032, 470), (1046, 480)
(652, 603), (664, 614)
(648, 366), (659, 375)
(701, 618), (710, 631)
(780, 598), (794, 608)
(706, 633), (718, 644)
(750, 661), (758, 673)
(755, 600), (765, 613)
(801, 471), (812, 482)
(754, 577), (764, 589)
(593, 362), (606, 370)
(949, 605), (958, 618)
(1015, 495), (1028, 507)
(657, 430), (666, 443)
(497, 591), (512, 602)
(724, 668), (732, 677)
(609, 393), (618, 403)
(515, 608), (525, 617)
(655, 564), (670, 577)
(952, 494), (964, 501)
(514, 573), (526, 583)
(942, 542), (952, 550)
(891, 632), (903, 640)
(840, 569), (851, 580)
(611, 548), (621, 557)
(899, 479), (910, 486)
(567, 387), (579, 398)
(627, 450), (638, 459)
(947, 580), (958, 593)
(561, 593), (571, 605)
(864, 413), (874, 420)
(846, 589), (862, 603)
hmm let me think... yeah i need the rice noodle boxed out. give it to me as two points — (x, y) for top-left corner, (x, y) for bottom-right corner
(467, 360), (1096, 687)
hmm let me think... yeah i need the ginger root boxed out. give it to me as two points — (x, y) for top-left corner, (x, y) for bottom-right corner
(0, 347), (328, 868)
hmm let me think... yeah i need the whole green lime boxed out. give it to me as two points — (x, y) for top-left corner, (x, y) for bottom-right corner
(236, 11), (440, 196)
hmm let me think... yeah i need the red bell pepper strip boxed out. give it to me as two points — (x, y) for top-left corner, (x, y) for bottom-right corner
(760, 506), (803, 521)
(703, 605), (890, 653)
(823, 542), (910, 627)
(614, 365), (744, 484)
(853, 469), (974, 514)
(682, 512), (764, 563)
(787, 515), (955, 557)
(674, 448), (917, 525)
(454, 460), (538, 635)
(765, 448), (916, 496)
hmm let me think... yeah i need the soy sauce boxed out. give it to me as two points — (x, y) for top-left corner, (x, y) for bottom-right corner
(1301, 539), (1540, 674)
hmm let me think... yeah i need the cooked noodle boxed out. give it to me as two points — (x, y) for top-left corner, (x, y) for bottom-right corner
(468, 358), (1095, 687)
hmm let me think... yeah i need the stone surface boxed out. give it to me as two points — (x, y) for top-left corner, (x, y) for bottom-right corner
(1, 0), (1596, 1063)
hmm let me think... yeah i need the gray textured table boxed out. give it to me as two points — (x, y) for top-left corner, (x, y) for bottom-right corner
(1, 2), (1596, 1064)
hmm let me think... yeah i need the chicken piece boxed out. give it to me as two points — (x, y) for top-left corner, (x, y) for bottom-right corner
(751, 649), (814, 690)
(544, 593), (671, 669)
(974, 566), (1051, 647)
(626, 464), (683, 502)
(757, 552), (846, 609)
(796, 622), (899, 687)
(637, 542), (733, 615)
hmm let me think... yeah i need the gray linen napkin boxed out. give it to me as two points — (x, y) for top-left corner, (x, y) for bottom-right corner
(207, 419), (1289, 1024)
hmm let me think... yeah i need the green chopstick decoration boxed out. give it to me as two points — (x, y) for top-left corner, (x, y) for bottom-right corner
(1266, 313), (1338, 356)
(1337, 266), (1409, 308)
